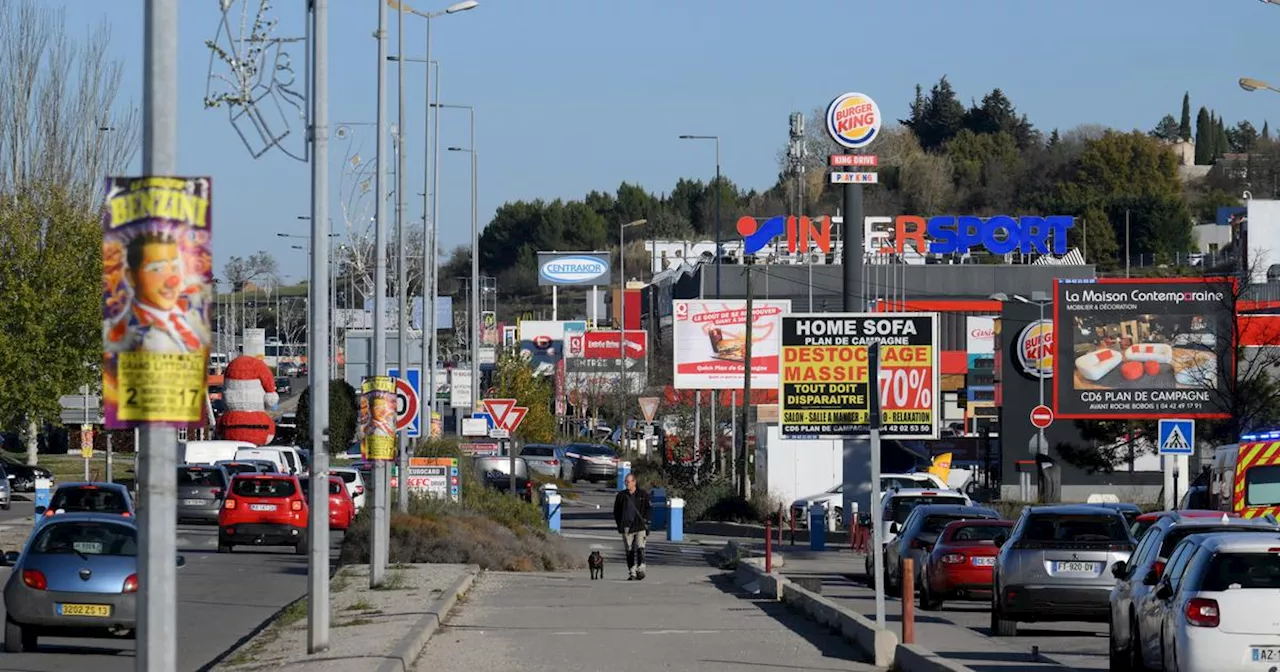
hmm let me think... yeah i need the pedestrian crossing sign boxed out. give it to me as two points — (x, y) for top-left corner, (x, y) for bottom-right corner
(1158, 419), (1194, 456)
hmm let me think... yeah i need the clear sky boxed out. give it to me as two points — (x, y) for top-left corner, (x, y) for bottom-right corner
(62, 0), (1280, 282)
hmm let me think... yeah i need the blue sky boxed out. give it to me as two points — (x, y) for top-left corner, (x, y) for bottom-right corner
(65, 0), (1280, 281)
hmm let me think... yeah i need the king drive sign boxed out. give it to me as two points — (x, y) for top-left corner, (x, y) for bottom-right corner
(582, 330), (647, 359)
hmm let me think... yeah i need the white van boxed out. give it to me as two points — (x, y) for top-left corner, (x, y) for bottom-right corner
(272, 446), (306, 476)
(182, 440), (254, 466)
(233, 447), (290, 474)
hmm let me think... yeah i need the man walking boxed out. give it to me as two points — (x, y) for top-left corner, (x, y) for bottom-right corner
(613, 473), (652, 580)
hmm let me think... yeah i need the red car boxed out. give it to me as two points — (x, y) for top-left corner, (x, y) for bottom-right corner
(218, 474), (308, 555)
(301, 476), (355, 530)
(918, 518), (1015, 609)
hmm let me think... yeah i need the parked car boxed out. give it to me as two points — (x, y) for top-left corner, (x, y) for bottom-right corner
(299, 476), (355, 530)
(990, 504), (1136, 636)
(0, 464), (11, 510)
(473, 456), (532, 501)
(275, 377), (292, 396)
(277, 362), (298, 377)
(1148, 531), (1280, 672)
(879, 488), (973, 546)
(1091, 501), (1143, 530)
(1111, 510), (1279, 670)
(38, 483), (134, 520)
(218, 474), (309, 555)
(919, 518), (1016, 609)
(272, 413), (299, 447)
(0, 454), (53, 493)
(330, 466), (367, 512)
(884, 504), (1000, 593)
(216, 460), (276, 477)
(233, 446), (293, 475)
(520, 444), (573, 481)
(793, 473), (950, 530)
(181, 440), (253, 466)
(565, 444), (617, 483)
(1127, 509), (1239, 547)
(176, 464), (229, 524)
(1, 513), (185, 652)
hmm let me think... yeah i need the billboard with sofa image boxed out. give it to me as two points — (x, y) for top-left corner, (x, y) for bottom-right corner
(1053, 278), (1233, 419)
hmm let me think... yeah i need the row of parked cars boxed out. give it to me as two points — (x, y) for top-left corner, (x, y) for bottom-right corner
(870, 486), (1280, 672)
(0, 440), (375, 653)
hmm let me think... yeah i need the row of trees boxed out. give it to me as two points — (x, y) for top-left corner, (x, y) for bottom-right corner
(1149, 91), (1270, 163)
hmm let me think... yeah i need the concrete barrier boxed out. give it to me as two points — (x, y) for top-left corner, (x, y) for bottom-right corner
(715, 540), (786, 570)
(733, 557), (786, 600)
(892, 643), (981, 672)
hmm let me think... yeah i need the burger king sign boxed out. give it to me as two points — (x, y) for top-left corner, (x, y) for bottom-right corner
(825, 92), (882, 149)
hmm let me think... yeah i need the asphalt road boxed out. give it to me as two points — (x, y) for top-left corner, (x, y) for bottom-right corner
(0, 521), (343, 672)
(419, 481), (882, 672)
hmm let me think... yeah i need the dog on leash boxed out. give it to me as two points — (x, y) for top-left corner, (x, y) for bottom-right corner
(588, 550), (604, 580)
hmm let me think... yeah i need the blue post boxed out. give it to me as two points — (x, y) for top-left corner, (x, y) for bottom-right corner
(810, 501), (827, 551)
(542, 485), (562, 534)
(651, 487), (668, 531)
(616, 460), (632, 490)
(667, 497), (684, 542)
(33, 477), (52, 524)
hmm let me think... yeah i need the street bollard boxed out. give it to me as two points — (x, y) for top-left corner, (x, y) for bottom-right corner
(667, 497), (684, 541)
(765, 520), (773, 573)
(790, 507), (796, 546)
(616, 460), (632, 490)
(903, 557), (916, 644)
(651, 487), (668, 531)
(777, 504), (784, 546)
(809, 502), (827, 551)
(540, 484), (561, 533)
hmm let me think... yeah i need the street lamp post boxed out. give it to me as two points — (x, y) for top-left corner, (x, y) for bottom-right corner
(679, 134), (722, 298)
(619, 219), (647, 446)
(440, 104), (478, 408)
(991, 291), (1053, 501)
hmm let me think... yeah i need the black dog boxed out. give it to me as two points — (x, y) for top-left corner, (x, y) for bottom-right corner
(588, 550), (604, 580)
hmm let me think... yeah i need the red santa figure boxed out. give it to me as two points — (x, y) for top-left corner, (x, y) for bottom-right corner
(215, 355), (279, 446)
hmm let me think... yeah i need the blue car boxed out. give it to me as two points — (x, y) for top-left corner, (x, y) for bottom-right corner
(1, 513), (185, 652)
(37, 482), (135, 523)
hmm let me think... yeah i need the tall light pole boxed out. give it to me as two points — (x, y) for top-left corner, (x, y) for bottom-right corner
(140, 0), (179, 668)
(394, 0), (410, 515)
(619, 219), (647, 443)
(396, 0), (480, 437)
(991, 291), (1052, 501)
(441, 104), (477, 407)
(372, 0), (391, 589)
(279, 230), (338, 364)
(679, 134), (722, 298)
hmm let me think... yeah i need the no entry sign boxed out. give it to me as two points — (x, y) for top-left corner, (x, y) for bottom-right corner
(1030, 405), (1053, 429)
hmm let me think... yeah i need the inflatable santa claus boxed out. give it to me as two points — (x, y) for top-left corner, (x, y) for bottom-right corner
(215, 355), (279, 446)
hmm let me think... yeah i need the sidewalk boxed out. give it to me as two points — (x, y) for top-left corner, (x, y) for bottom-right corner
(774, 547), (1075, 672)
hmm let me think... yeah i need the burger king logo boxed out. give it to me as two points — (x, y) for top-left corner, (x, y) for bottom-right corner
(825, 92), (882, 149)
(1016, 319), (1054, 379)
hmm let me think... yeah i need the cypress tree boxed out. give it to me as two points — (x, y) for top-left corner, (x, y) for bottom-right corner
(1194, 107), (1212, 164)
(1179, 92), (1192, 141)
(1265, 120), (1271, 142)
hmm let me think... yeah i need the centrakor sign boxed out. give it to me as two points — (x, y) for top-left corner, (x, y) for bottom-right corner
(1052, 277), (1234, 419)
(536, 251), (611, 286)
(779, 312), (939, 440)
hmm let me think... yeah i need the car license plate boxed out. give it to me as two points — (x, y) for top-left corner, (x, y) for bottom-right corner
(183, 499), (205, 506)
(249, 504), (278, 512)
(1055, 561), (1098, 573)
(1252, 647), (1280, 662)
(58, 603), (111, 617)
(971, 557), (995, 566)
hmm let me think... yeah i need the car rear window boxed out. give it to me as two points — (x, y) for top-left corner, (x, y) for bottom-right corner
(50, 487), (128, 514)
(218, 463), (258, 476)
(922, 515), (979, 537)
(522, 446), (555, 457)
(948, 523), (1012, 542)
(300, 480), (344, 497)
(1160, 526), (1266, 558)
(890, 496), (967, 523)
(232, 478), (296, 498)
(1200, 552), (1280, 591)
(572, 445), (614, 457)
(334, 471), (357, 483)
(1023, 514), (1130, 543)
(179, 467), (227, 487)
(33, 521), (137, 557)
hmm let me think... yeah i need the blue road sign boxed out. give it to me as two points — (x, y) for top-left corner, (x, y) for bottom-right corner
(388, 367), (422, 437)
(1158, 419), (1194, 456)
(471, 412), (495, 429)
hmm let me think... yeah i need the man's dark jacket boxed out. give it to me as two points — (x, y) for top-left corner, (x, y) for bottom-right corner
(613, 488), (651, 534)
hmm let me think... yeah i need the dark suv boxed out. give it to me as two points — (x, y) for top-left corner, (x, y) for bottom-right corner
(991, 504), (1135, 636)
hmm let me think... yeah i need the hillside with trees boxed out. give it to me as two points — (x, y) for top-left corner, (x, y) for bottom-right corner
(464, 77), (1272, 317)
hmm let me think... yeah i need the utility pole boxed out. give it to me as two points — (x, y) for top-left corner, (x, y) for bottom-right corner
(305, 0), (332, 653)
(139, 1), (179, 671)
(868, 345), (886, 629)
(738, 262), (753, 499)
(395, 0), (410, 514)
(371, 0), (390, 588)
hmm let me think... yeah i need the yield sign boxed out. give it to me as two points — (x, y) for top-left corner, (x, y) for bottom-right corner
(503, 407), (528, 433)
(638, 396), (660, 423)
(482, 399), (517, 431)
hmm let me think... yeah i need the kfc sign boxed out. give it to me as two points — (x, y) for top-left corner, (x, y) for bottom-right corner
(583, 331), (647, 360)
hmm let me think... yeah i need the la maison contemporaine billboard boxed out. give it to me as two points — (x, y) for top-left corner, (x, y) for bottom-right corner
(1052, 278), (1235, 419)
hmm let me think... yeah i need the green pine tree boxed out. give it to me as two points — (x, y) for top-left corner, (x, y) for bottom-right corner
(1194, 107), (1212, 164)
(1179, 92), (1192, 141)
(1265, 120), (1271, 142)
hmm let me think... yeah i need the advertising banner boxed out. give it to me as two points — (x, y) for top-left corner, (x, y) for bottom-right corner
(1053, 278), (1234, 419)
(672, 299), (792, 389)
(449, 369), (472, 408)
(519, 320), (577, 377)
(779, 313), (939, 439)
(406, 456), (460, 502)
(537, 251), (611, 286)
(359, 375), (397, 460)
(102, 176), (213, 428)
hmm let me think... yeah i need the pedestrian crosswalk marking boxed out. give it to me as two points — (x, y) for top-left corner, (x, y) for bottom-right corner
(1162, 427), (1189, 451)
